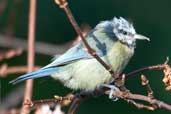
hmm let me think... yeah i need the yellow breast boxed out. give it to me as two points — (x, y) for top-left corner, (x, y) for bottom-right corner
(106, 41), (134, 73)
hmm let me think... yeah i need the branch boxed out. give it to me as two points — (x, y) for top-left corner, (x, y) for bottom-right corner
(24, 94), (75, 110)
(0, 64), (40, 77)
(125, 64), (166, 78)
(22, 63), (171, 113)
(125, 57), (170, 79)
(55, 0), (116, 78)
(24, 87), (171, 112)
(21, 0), (36, 113)
(0, 48), (23, 61)
(104, 90), (171, 111)
(0, 34), (70, 56)
(124, 60), (171, 91)
(141, 74), (154, 98)
(0, 25), (90, 56)
(126, 99), (156, 110)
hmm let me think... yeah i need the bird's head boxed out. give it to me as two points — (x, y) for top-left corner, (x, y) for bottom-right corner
(96, 17), (150, 47)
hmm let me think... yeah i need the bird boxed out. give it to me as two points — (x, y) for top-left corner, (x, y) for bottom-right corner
(10, 17), (150, 92)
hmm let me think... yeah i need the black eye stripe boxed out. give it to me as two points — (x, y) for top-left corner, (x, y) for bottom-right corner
(123, 31), (127, 35)
(119, 29), (128, 35)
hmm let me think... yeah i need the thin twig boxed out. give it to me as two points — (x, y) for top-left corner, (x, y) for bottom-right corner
(26, 87), (171, 112)
(21, 0), (36, 113)
(0, 64), (40, 77)
(126, 99), (155, 110)
(141, 74), (154, 98)
(125, 64), (166, 79)
(0, 25), (90, 56)
(125, 62), (171, 91)
(104, 90), (171, 111)
(0, 35), (69, 56)
(25, 94), (75, 110)
(0, 48), (23, 61)
(55, 0), (115, 78)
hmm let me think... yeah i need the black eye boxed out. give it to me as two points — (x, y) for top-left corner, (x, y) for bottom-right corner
(122, 31), (127, 35)
(119, 29), (127, 35)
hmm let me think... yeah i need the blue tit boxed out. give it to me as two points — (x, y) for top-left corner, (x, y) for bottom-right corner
(10, 17), (150, 92)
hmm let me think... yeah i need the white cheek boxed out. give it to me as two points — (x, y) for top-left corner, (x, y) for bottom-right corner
(127, 39), (133, 45)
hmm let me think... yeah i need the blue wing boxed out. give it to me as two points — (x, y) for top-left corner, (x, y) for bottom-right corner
(42, 42), (105, 69)
(10, 30), (108, 84)
(43, 28), (111, 69)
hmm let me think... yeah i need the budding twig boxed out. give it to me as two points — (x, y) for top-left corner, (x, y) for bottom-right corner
(126, 99), (155, 110)
(104, 89), (171, 111)
(125, 58), (171, 80)
(25, 87), (171, 112)
(125, 64), (166, 79)
(141, 74), (154, 98)
(25, 94), (75, 110)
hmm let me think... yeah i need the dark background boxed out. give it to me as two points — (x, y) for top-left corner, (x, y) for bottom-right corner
(1, 0), (171, 114)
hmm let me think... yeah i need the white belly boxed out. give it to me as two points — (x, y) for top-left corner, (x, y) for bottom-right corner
(51, 42), (134, 91)
(51, 58), (113, 91)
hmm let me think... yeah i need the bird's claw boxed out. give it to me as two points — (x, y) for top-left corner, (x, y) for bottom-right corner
(102, 84), (119, 101)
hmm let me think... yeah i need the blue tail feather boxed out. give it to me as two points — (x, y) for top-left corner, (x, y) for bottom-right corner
(10, 67), (59, 84)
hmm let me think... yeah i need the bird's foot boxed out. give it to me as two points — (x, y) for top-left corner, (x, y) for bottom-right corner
(102, 84), (119, 101)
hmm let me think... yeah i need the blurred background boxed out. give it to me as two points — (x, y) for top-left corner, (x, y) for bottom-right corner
(0, 0), (171, 114)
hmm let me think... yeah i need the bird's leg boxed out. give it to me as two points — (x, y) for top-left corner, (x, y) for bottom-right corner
(102, 84), (119, 101)
(102, 74), (129, 101)
(104, 74), (130, 100)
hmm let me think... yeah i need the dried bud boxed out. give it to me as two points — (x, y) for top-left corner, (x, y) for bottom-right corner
(166, 86), (171, 91)
(162, 64), (171, 91)
(54, 94), (74, 106)
(121, 74), (126, 85)
(141, 74), (149, 86)
(148, 106), (155, 111)
(55, 0), (68, 8)
(63, 94), (74, 106)
(62, 99), (72, 106)
(23, 99), (33, 107)
(162, 77), (169, 84)
(54, 95), (62, 101)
